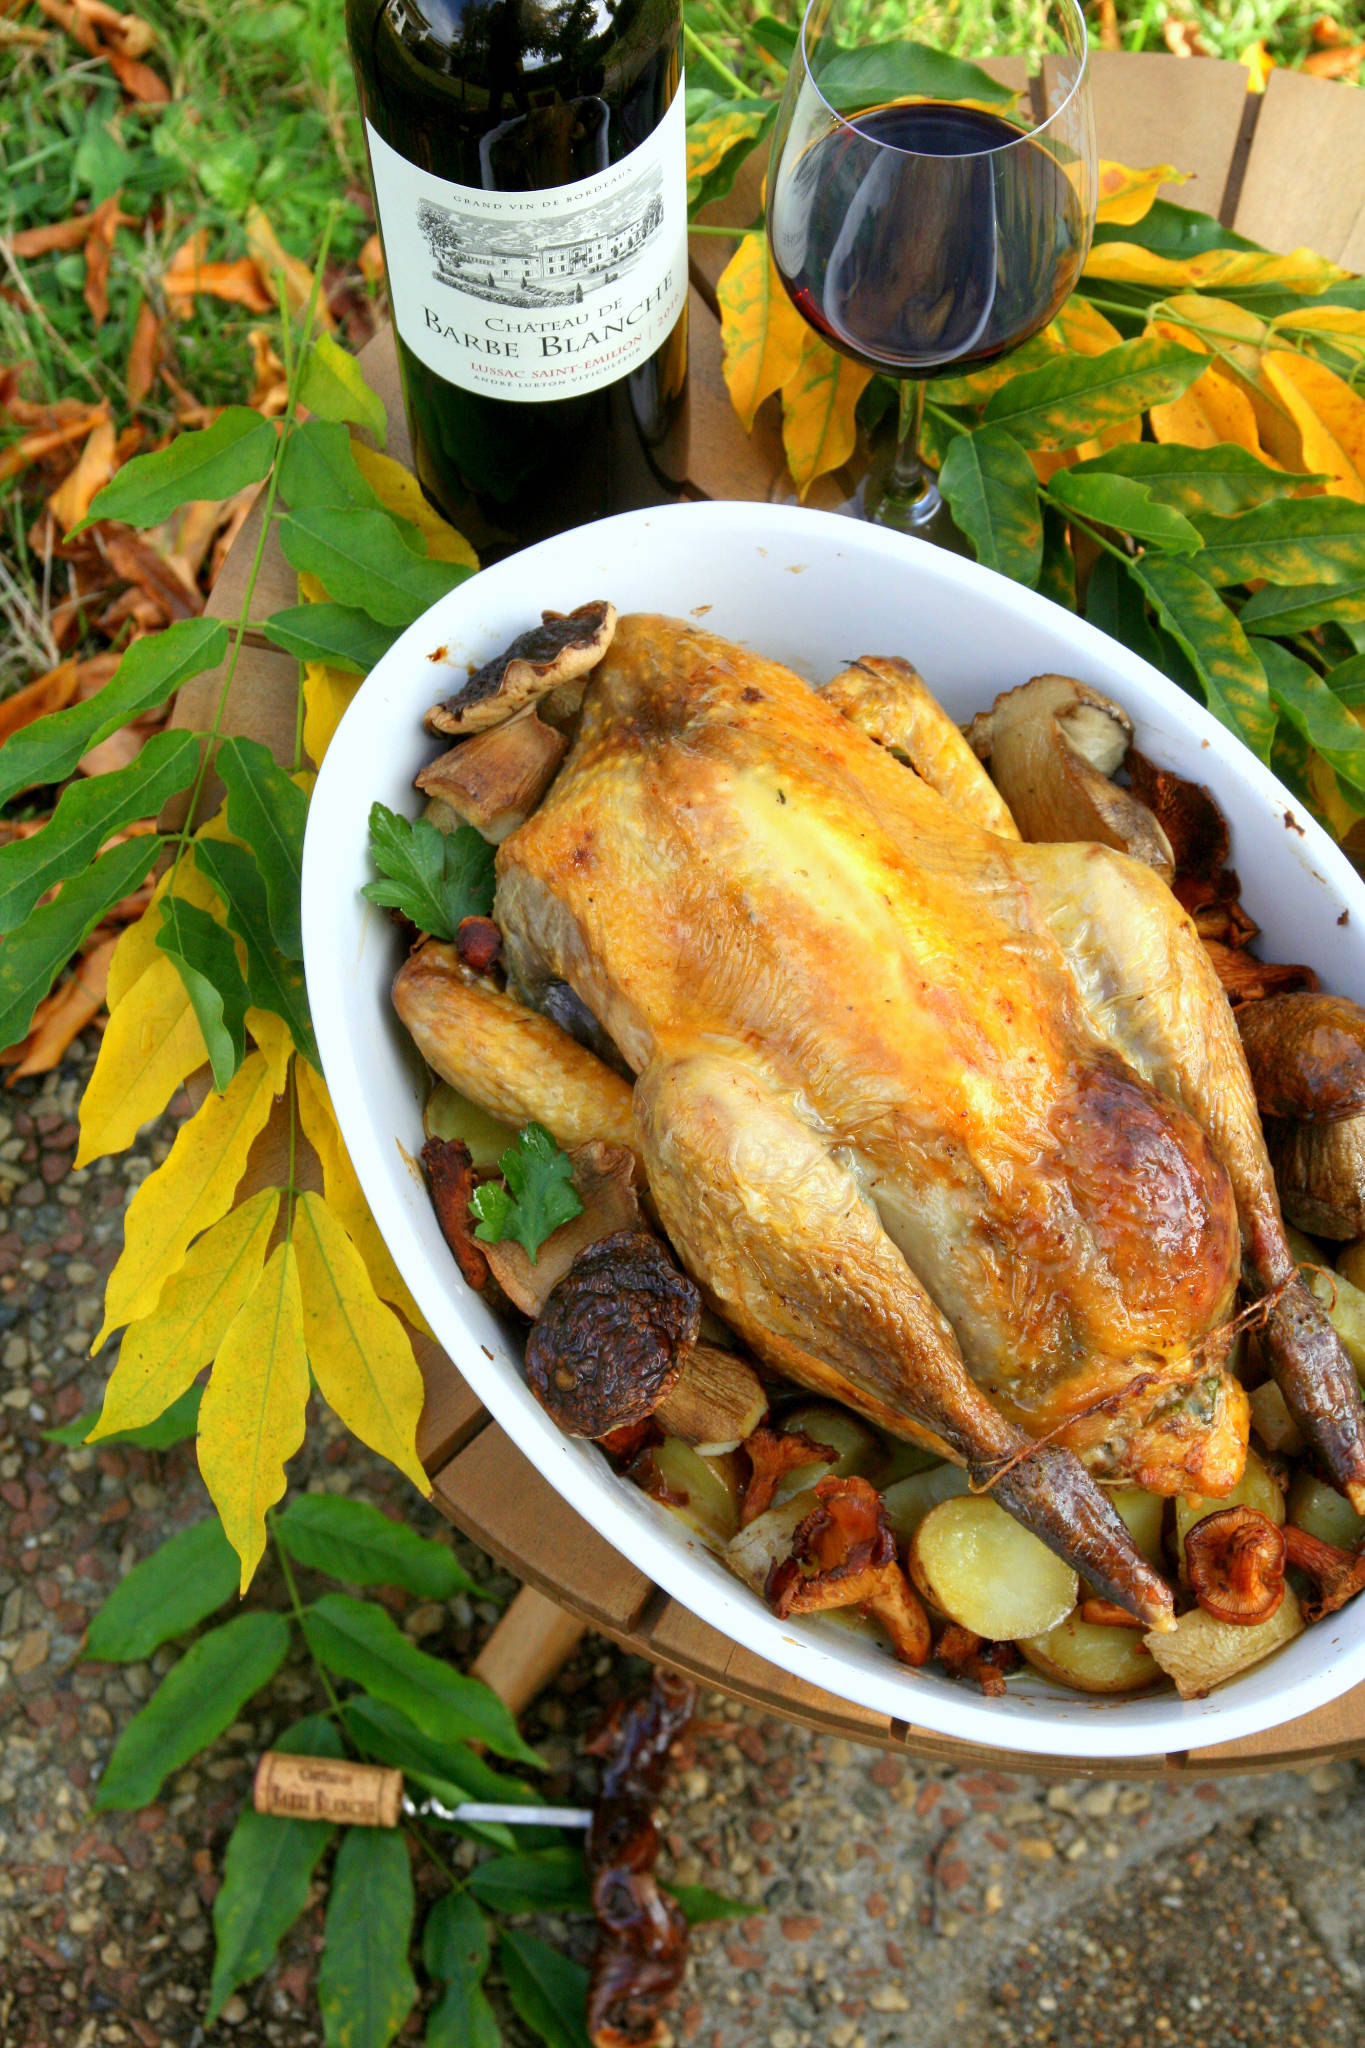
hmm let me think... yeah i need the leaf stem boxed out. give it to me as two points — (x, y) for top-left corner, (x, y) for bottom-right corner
(683, 22), (761, 97)
(688, 222), (751, 236)
(269, 1507), (345, 1721)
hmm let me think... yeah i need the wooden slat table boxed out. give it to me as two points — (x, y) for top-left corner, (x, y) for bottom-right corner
(179, 54), (1365, 1777)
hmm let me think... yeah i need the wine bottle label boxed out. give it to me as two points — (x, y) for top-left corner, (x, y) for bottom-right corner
(367, 84), (688, 405)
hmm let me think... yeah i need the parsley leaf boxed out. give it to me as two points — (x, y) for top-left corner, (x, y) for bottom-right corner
(470, 1122), (582, 1262)
(362, 801), (495, 940)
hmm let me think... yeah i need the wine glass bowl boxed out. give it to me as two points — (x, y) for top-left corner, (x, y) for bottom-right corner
(766, 0), (1095, 533)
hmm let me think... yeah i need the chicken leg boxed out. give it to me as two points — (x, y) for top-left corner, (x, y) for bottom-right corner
(634, 1047), (1176, 1629)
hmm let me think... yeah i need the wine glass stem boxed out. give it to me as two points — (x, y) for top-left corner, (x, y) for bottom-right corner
(890, 378), (930, 498)
(867, 378), (944, 534)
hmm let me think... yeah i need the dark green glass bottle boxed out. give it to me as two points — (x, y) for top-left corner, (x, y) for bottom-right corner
(346, 0), (689, 557)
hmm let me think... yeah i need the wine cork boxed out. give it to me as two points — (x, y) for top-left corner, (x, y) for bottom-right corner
(252, 1753), (403, 1829)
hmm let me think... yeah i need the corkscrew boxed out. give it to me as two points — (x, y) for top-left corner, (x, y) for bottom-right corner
(253, 1751), (592, 1832)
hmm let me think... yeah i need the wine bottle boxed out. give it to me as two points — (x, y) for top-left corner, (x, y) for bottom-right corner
(346, 0), (689, 557)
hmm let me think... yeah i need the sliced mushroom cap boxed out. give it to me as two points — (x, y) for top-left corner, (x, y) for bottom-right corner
(1238, 992), (1365, 1124)
(1184, 1504), (1286, 1625)
(525, 1230), (702, 1436)
(967, 674), (1174, 879)
(416, 710), (567, 842)
(425, 600), (617, 736)
(1265, 1113), (1365, 1240)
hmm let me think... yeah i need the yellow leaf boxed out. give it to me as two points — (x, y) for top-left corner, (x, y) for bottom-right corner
(303, 659), (360, 767)
(1272, 307), (1365, 342)
(295, 1060), (433, 1339)
(1095, 160), (1188, 227)
(780, 330), (871, 500)
(246, 206), (335, 328)
(1150, 360), (1266, 452)
(717, 230), (808, 435)
(350, 444), (478, 569)
(76, 952), (207, 1169)
(1240, 38), (1274, 92)
(1310, 752), (1364, 840)
(1051, 297), (1124, 356)
(1261, 351), (1365, 502)
(88, 1190), (279, 1439)
(1030, 413), (1141, 486)
(1085, 243), (1350, 296)
(687, 106), (768, 192)
(298, 568), (329, 605)
(103, 857), (220, 1015)
(1160, 293), (1268, 379)
(199, 1240), (310, 1591)
(94, 1051), (278, 1347)
(248, 1009), (293, 1093)
(291, 1191), (430, 1494)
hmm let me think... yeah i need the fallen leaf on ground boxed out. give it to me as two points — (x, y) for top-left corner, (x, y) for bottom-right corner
(1304, 43), (1364, 78)
(1240, 39), (1274, 90)
(79, 714), (164, 777)
(246, 326), (288, 416)
(167, 496), (230, 583)
(1164, 16), (1211, 55)
(164, 256), (272, 316)
(83, 193), (124, 326)
(10, 213), (98, 258)
(359, 233), (384, 285)
(1096, 0), (1120, 47)
(126, 298), (160, 405)
(101, 524), (203, 620)
(72, 0), (154, 53)
(48, 410), (117, 531)
(208, 482), (261, 585)
(0, 411), (106, 482)
(0, 660), (82, 742)
(2, 935), (118, 1078)
(246, 207), (333, 327)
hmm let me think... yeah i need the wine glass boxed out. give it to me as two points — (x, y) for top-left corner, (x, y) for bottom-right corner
(767, 0), (1095, 539)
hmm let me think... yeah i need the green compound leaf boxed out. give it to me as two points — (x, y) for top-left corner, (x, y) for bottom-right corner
(194, 838), (317, 1064)
(1253, 637), (1365, 803)
(215, 736), (308, 960)
(499, 1931), (592, 2048)
(937, 426), (1042, 586)
(1239, 579), (1365, 637)
(156, 894), (250, 1092)
(297, 332), (388, 448)
(263, 604), (397, 675)
(341, 1696), (539, 1808)
(279, 509), (469, 627)
(93, 1610), (290, 1811)
(1046, 470), (1202, 553)
(84, 1516), (240, 1664)
(0, 616), (226, 807)
(1066, 440), (1317, 517)
(424, 1892), (500, 2048)
(470, 1122), (583, 1264)
(467, 1848), (592, 1916)
(0, 833), (163, 1054)
(362, 801), (496, 940)
(76, 408), (276, 533)
(666, 1882), (752, 1923)
(984, 336), (1207, 451)
(1130, 554), (1275, 763)
(1326, 653), (1365, 708)
(317, 1827), (417, 2048)
(1085, 554), (1166, 672)
(303, 1594), (543, 1767)
(1037, 504), (1076, 611)
(206, 1714), (343, 2025)
(817, 40), (1016, 110)
(1196, 497), (1365, 589)
(688, 102), (776, 218)
(274, 1492), (479, 1599)
(276, 418), (385, 514)
(0, 730), (197, 936)
(45, 1383), (202, 1450)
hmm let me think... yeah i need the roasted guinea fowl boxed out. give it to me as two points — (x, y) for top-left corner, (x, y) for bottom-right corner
(395, 615), (1365, 1630)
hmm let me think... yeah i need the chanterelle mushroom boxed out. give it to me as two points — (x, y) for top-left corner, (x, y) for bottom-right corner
(425, 601), (617, 736)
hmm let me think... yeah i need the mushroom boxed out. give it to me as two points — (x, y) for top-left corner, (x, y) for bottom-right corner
(933, 1621), (1021, 1696)
(738, 1425), (838, 1527)
(765, 1474), (932, 1666)
(1238, 992), (1365, 1237)
(417, 710), (568, 843)
(1283, 1523), (1365, 1620)
(425, 601), (617, 737)
(525, 1229), (768, 1454)
(421, 1136), (489, 1290)
(481, 1142), (645, 1314)
(1184, 1505), (1286, 1626)
(966, 675), (1174, 878)
(1203, 942), (1319, 1008)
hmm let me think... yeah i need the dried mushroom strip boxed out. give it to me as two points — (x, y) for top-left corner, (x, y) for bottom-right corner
(525, 1231), (702, 1437)
(738, 1424), (837, 1527)
(766, 1475), (931, 1666)
(967, 675), (1173, 877)
(425, 601), (617, 736)
(585, 1671), (695, 2048)
(421, 1137), (489, 1291)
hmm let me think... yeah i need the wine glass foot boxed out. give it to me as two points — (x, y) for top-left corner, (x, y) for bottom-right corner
(859, 471), (969, 553)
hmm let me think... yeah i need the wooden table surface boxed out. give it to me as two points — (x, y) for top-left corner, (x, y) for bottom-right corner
(178, 54), (1365, 1777)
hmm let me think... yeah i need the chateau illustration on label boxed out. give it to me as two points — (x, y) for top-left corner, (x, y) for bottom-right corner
(417, 160), (666, 311)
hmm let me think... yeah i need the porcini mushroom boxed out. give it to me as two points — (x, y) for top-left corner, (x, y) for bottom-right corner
(425, 601), (617, 736)
(966, 674), (1174, 877)
(526, 1230), (768, 1453)
(417, 710), (568, 842)
(1239, 992), (1365, 1236)
(765, 1475), (931, 1666)
(1184, 1504), (1286, 1626)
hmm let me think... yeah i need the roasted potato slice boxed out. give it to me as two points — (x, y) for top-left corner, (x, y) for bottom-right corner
(1018, 1612), (1161, 1695)
(1286, 1471), (1365, 1551)
(654, 1438), (742, 1545)
(880, 1462), (970, 1547)
(725, 1490), (820, 1593)
(1105, 1485), (1166, 1571)
(1174, 1445), (1284, 1577)
(909, 1495), (1078, 1640)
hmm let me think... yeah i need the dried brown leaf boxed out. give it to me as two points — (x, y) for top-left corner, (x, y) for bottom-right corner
(359, 232), (385, 285)
(48, 411), (116, 532)
(246, 326), (288, 417)
(125, 298), (160, 406)
(10, 214), (95, 258)
(2, 935), (118, 1078)
(245, 207), (333, 326)
(0, 660), (81, 743)
(0, 411), (104, 483)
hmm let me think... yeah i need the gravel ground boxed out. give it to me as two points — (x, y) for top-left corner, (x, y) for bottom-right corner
(3, 1047), (1365, 2048)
